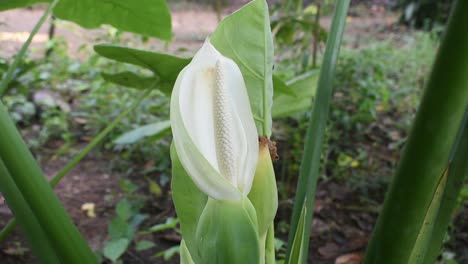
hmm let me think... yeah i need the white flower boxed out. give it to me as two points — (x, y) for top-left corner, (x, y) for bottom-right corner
(170, 40), (259, 200)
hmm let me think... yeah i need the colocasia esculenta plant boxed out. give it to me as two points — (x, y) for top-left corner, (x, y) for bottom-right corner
(170, 40), (278, 263)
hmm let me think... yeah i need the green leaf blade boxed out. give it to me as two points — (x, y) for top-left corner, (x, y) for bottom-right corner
(54, 0), (172, 40)
(211, 0), (274, 137)
(113, 121), (171, 145)
(94, 44), (191, 93)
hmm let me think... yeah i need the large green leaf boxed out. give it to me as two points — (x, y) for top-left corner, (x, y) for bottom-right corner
(0, 0), (48, 12)
(94, 44), (191, 93)
(210, 0), (274, 137)
(273, 75), (296, 97)
(101, 72), (158, 90)
(113, 120), (171, 145)
(272, 71), (319, 118)
(195, 198), (260, 264)
(170, 144), (207, 263)
(363, 1), (468, 263)
(54, 0), (172, 40)
(0, 0), (171, 40)
(423, 111), (468, 263)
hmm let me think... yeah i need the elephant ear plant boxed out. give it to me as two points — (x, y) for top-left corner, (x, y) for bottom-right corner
(170, 1), (278, 262)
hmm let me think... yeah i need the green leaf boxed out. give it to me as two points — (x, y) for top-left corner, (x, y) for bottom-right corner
(0, 160), (61, 263)
(116, 199), (133, 221)
(155, 245), (180, 261)
(273, 75), (296, 97)
(146, 177), (163, 198)
(103, 238), (130, 262)
(94, 45), (191, 93)
(140, 217), (179, 234)
(211, 0), (274, 137)
(423, 111), (468, 263)
(135, 240), (156, 251)
(180, 240), (195, 264)
(363, 2), (468, 263)
(288, 203), (307, 264)
(101, 72), (158, 90)
(0, 92), (97, 263)
(195, 198), (260, 264)
(170, 144), (207, 263)
(285, 1), (350, 263)
(54, 0), (171, 40)
(0, 0), (171, 39)
(407, 168), (448, 263)
(272, 70), (319, 118)
(108, 217), (134, 240)
(0, 0), (49, 11)
(248, 142), (278, 237)
(113, 120), (171, 145)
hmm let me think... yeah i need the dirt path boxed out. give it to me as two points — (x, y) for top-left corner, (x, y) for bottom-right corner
(0, 5), (398, 59)
(0, 6), (220, 59)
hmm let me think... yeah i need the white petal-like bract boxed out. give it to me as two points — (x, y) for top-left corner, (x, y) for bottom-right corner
(170, 40), (259, 200)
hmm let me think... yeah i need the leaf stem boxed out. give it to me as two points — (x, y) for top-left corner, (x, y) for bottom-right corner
(284, 1), (350, 263)
(0, 89), (151, 242)
(0, 0), (59, 96)
(265, 223), (276, 264)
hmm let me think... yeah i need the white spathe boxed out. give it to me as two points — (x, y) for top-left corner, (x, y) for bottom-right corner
(171, 40), (259, 201)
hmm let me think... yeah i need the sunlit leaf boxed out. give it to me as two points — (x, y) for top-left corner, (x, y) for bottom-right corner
(113, 121), (171, 145)
(101, 72), (158, 90)
(273, 75), (296, 97)
(0, 0), (48, 11)
(103, 238), (130, 262)
(272, 70), (319, 118)
(170, 145), (207, 263)
(211, 0), (274, 137)
(135, 240), (156, 251)
(54, 0), (171, 40)
(94, 45), (191, 93)
(0, 0), (171, 40)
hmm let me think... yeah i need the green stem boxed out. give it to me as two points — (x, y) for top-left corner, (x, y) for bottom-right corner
(0, 99), (96, 263)
(0, 0), (59, 96)
(363, 1), (468, 263)
(0, 218), (16, 242)
(422, 109), (468, 263)
(285, 1), (350, 263)
(259, 233), (266, 264)
(265, 223), (275, 264)
(0, 89), (151, 242)
(0, 160), (60, 263)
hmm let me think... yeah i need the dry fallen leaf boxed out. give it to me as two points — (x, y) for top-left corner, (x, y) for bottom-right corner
(81, 202), (96, 218)
(335, 253), (362, 264)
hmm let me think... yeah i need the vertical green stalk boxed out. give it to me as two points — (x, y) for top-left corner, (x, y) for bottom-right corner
(284, 1), (350, 263)
(0, 0), (59, 96)
(0, 100), (96, 263)
(363, 1), (468, 263)
(422, 109), (468, 263)
(266, 224), (276, 264)
(0, 89), (151, 242)
(0, 160), (60, 263)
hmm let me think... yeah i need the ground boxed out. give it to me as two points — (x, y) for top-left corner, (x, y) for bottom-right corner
(0, 2), (466, 264)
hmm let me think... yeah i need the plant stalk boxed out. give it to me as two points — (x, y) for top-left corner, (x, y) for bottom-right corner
(284, 1), (350, 263)
(0, 0), (59, 96)
(364, 1), (468, 263)
(0, 89), (151, 242)
(265, 223), (276, 264)
(0, 99), (96, 263)
(0, 160), (61, 263)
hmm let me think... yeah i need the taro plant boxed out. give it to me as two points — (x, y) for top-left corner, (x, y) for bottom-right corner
(1, 0), (468, 264)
